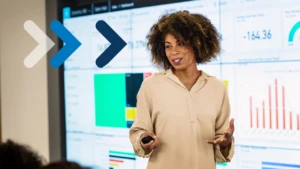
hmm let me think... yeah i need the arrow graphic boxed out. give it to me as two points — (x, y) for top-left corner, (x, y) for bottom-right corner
(95, 20), (127, 68)
(49, 20), (81, 68)
(23, 20), (55, 68)
(24, 20), (124, 68)
(24, 20), (81, 68)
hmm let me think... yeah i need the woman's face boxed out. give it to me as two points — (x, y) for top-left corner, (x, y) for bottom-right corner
(164, 33), (196, 70)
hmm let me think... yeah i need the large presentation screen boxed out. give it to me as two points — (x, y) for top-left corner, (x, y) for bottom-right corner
(62, 0), (300, 168)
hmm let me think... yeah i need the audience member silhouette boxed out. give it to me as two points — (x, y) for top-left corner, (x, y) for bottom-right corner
(0, 139), (45, 169)
(39, 160), (88, 169)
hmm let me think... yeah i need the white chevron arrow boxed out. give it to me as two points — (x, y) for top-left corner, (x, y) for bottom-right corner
(23, 20), (55, 68)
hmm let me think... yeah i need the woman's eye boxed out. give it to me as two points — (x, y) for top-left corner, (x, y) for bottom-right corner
(165, 46), (171, 48)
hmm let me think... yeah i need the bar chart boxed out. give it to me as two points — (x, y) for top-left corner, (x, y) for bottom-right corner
(108, 150), (136, 169)
(92, 133), (138, 169)
(234, 62), (300, 148)
(248, 78), (300, 131)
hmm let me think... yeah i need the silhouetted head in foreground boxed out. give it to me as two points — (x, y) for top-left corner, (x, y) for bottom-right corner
(40, 160), (88, 169)
(0, 139), (45, 169)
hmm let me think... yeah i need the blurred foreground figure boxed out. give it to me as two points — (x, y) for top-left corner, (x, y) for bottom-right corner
(0, 139), (45, 169)
(39, 160), (88, 169)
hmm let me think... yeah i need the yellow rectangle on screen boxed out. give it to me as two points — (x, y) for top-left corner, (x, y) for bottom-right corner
(126, 108), (137, 120)
(223, 80), (228, 89)
(110, 163), (118, 167)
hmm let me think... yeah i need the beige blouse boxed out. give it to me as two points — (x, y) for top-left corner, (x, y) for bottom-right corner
(129, 69), (234, 169)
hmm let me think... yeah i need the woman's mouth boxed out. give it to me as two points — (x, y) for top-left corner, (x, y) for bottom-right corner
(172, 58), (182, 65)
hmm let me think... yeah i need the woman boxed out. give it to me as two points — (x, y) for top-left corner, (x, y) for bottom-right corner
(129, 10), (235, 169)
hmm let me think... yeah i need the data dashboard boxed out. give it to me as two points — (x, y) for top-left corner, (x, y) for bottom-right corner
(62, 0), (300, 169)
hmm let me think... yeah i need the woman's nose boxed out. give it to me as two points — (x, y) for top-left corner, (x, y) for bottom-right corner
(171, 46), (179, 55)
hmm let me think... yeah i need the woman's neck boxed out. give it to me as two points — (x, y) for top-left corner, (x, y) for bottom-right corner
(172, 65), (201, 81)
(172, 65), (201, 91)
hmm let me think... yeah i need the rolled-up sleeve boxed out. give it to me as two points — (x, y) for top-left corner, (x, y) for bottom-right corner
(214, 87), (235, 162)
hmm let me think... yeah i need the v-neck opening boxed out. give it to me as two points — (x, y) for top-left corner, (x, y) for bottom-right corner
(165, 69), (208, 93)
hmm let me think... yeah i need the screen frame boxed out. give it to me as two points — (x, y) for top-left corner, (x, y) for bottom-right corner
(46, 0), (66, 161)
(51, 0), (300, 167)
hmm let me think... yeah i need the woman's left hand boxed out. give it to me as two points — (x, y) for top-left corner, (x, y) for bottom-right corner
(207, 118), (235, 149)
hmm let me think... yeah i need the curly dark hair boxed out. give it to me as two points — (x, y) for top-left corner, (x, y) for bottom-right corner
(0, 139), (45, 169)
(146, 10), (221, 70)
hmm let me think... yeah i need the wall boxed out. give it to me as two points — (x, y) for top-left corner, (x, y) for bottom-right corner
(0, 0), (50, 161)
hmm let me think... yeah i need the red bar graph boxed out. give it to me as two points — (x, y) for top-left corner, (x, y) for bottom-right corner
(256, 108), (259, 128)
(275, 79), (278, 129)
(290, 112), (293, 130)
(268, 85), (272, 129)
(249, 79), (299, 131)
(298, 114), (300, 131)
(110, 159), (123, 163)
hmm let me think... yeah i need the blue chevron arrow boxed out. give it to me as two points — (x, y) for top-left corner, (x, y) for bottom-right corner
(95, 20), (127, 68)
(49, 20), (81, 68)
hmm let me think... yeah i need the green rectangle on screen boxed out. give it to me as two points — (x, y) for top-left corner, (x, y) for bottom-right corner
(94, 74), (126, 128)
(216, 162), (228, 166)
(109, 150), (136, 157)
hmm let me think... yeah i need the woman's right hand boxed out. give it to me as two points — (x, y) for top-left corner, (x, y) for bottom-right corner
(140, 131), (160, 150)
